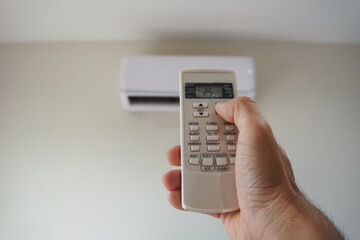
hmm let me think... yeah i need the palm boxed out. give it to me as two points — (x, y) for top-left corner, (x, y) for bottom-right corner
(219, 211), (247, 239)
(162, 145), (266, 239)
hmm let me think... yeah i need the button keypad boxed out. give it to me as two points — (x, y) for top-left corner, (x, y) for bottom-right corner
(216, 157), (227, 166)
(207, 135), (219, 141)
(190, 146), (200, 152)
(225, 125), (235, 131)
(193, 112), (209, 118)
(226, 135), (236, 141)
(207, 145), (220, 152)
(189, 126), (199, 131)
(190, 136), (200, 141)
(227, 146), (236, 151)
(202, 157), (214, 166)
(193, 103), (208, 109)
(186, 102), (238, 172)
(206, 125), (218, 131)
(189, 158), (200, 165)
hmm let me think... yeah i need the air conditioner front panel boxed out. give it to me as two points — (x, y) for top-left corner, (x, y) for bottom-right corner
(119, 56), (255, 112)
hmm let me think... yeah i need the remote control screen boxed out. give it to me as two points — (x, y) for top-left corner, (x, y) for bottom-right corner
(195, 86), (223, 98)
(185, 83), (234, 99)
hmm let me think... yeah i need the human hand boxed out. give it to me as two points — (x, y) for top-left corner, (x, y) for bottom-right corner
(163, 97), (343, 239)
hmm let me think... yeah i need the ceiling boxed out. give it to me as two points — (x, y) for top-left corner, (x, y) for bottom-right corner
(1, 0), (360, 43)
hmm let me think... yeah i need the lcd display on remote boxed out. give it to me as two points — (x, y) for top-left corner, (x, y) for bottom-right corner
(195, 86), (223, 98)
(185, 83), (234, 99)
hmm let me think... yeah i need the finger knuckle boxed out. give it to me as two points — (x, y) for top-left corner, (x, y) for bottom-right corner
(243, 119), (273, 145)
(237, 96), (256, 105)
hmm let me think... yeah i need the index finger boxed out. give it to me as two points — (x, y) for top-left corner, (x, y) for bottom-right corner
(166, 145), (181, 166)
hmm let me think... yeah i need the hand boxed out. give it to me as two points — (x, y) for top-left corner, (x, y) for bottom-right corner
(163, 97), (344, 239)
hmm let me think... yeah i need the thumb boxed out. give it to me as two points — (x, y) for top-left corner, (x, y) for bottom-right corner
(215, 97), (274, 148)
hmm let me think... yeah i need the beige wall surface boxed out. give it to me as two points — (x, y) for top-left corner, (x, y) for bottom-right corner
(0, 41), (359, 239)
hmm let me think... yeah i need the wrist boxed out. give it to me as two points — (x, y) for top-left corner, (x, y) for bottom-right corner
(242, 185), (309, 239)
(261, 190), (343, 240)
(264, 192), (312, 239)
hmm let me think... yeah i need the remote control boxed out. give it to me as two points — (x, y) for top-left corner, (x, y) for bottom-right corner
(180, 69), (239, 213)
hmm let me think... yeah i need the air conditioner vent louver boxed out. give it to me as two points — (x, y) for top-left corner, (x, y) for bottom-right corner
(129, 96), (179, 105)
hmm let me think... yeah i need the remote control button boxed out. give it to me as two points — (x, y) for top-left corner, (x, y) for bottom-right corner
(190, 146), (200, 152)
(207, 135), (219, 141)
(225, 125), (235, 131)
(206, 125), (219, 131)
(189, 158), (200, 165)
(189, 126), (199, 131)
(207, 145), (220, 152)
(202, 157), (213, 166)
(193, 112), (209, 118)
(226, 135), (236, 141)
(229, 157), (235, 164)
(193, 103), (208, 109)
(227, 145), (236, 151)
(216, 157), (227, 166)
(190, 136), (200, 141)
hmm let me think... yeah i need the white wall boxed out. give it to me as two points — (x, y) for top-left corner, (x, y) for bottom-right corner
(0, 41), (359, 239)
(1, 0), (360, 43)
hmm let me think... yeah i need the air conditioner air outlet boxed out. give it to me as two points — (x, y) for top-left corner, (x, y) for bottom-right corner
(128, 96), (179, 105)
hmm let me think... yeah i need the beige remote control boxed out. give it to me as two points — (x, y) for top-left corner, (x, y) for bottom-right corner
(180, 69), (239, 213)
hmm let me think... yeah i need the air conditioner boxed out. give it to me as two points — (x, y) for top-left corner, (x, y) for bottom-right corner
(119, 55), (255, 112)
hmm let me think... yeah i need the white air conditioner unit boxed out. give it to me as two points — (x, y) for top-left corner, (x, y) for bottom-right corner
(119, 55), (255, 112)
